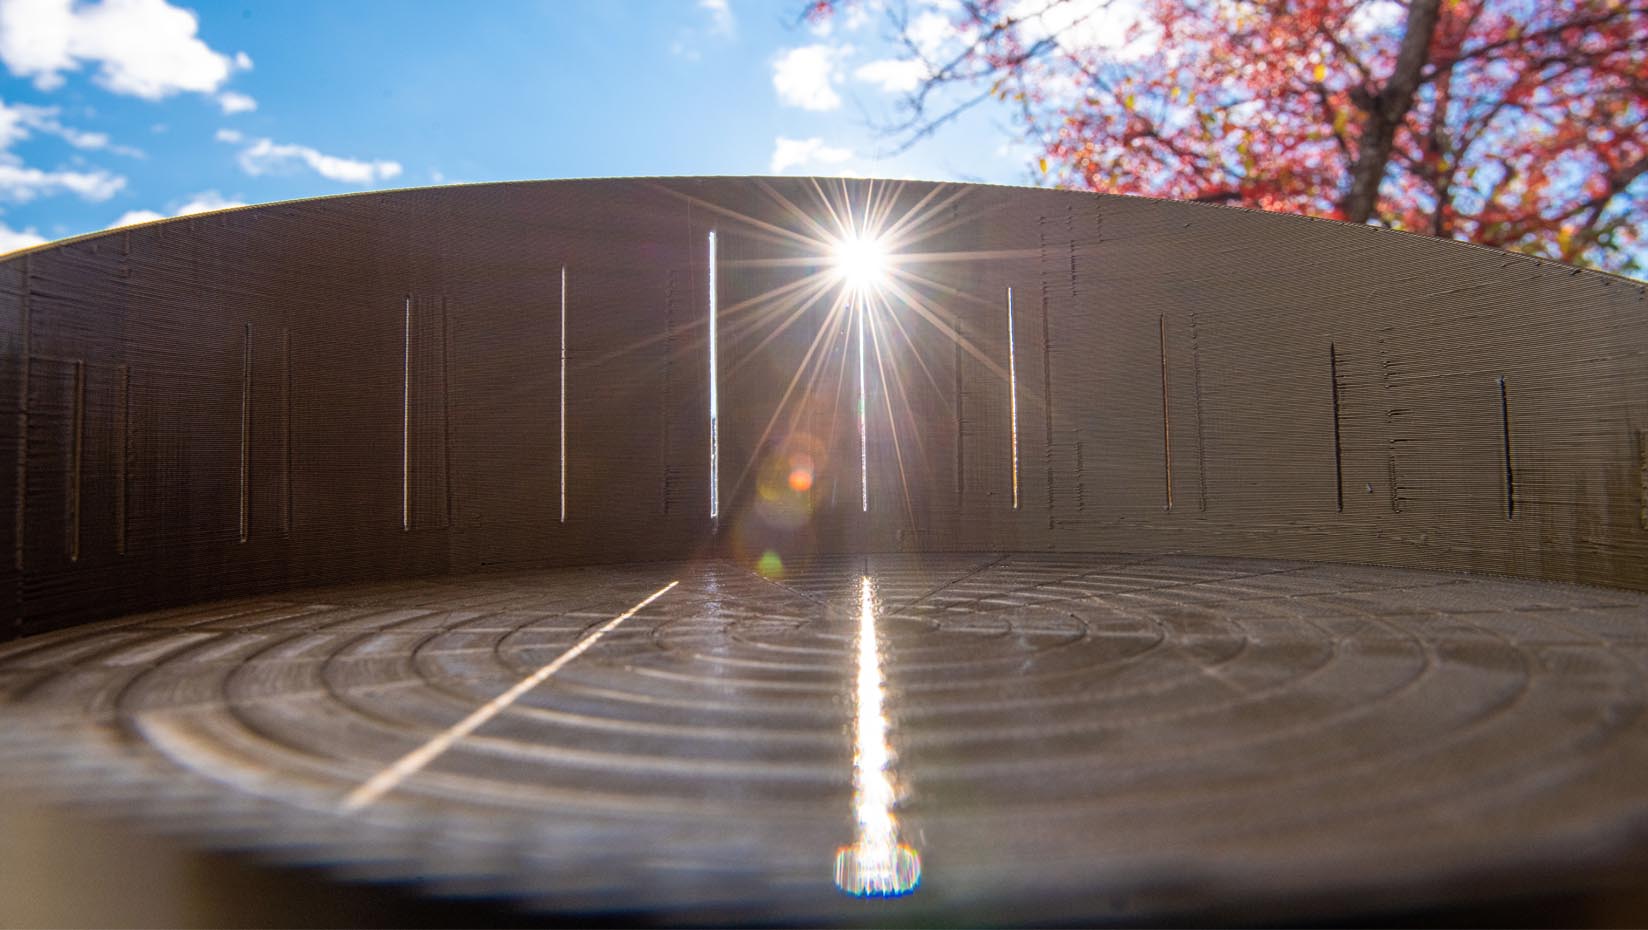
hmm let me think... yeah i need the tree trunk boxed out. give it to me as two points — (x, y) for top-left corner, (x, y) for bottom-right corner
(1340, 0), (1443, 224)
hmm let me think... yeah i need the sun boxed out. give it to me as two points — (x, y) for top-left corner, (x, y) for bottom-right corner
(831, 234), (890, 295)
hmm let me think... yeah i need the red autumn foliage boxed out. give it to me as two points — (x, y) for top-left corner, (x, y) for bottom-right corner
(809, 0), (1648, 275)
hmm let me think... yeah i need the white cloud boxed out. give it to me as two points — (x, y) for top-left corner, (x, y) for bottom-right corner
(0, 98), (139, 155)
(0, 100), (31, 150)
(0, 161), (124, 201)
(699, 0), (734, 37)
(216, 91), (256, 114)
(1005, 0), (1155, 61)
(0, 99), (129, 202)
(0, 219), (46, 253)
(770, 136), (854, 174)
(0, 0), (253, 100)
(107, 207), (162, 227)
(772, 44), (848, 111)
(106, 187), (245, 229)
(213, 127), (241, 143)
(671, 0), (736, 60)
(854, 57), (927, 93)
(234, 135), (402, 185)
(172, 188), (243, 215)
(906, 9), (963, 60)
(808, 0), (877, 36)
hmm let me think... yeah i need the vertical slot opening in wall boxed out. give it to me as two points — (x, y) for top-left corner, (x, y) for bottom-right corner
(239, 323), (251, 543)
(280, 328), (291, 536)
(708, 230), (720, 521)
(115, 364), (128, 555)
(441, 297), (454, 528)
(1159, 316), (1173, 510)
(1007, 286), (1020, 510)
(560, 266), (568, 523)
(402, 296), (411, 532)
(1040, 288), (1054, 527)
(953, 318), (964, 501)
(858, 300), (869, 513)
(1499, 376), (1514, 519)
(1190, 313), (1208, 513)
(15, 255), (30, 573)
(68, 359), (84, 561)
(1329, 343), (1344, 513)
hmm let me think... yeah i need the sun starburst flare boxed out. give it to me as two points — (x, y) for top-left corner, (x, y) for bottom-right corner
(631, 177), (1040, 547)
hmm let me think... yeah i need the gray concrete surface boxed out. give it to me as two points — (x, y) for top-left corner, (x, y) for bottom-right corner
(3, 553), (1647, 924)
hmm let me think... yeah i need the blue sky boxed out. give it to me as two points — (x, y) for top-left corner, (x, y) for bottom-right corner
(0, 0), (1037, 253)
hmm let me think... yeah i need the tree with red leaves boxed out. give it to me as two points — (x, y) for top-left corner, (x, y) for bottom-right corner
(808, 0), (1648, 274)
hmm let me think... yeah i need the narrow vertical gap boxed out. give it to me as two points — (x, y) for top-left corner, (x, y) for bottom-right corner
(441, 297), (454, 529)
(1040, 289), (1054, 529)
(1006, 286), (1019, 510)
(68, 359), (83, 561)
(707, 230), (719, 522)
(401, 296), (411, 532)
(1329, 342), (1345, 513)
(1159, 315), (1173, 511)
(1190, 313), (1208, 512)
(280, 327), (291, 536)
(661, 271), (676, 515)
(858, 300), (868, 513)
(15, 255), (30, 572)
(952, 317), (964, 501)
(239, 323), (252, 543)
(559, 266), (568, 524)
(1499, 376), (1514, 519)
(114, 364), (128, 555)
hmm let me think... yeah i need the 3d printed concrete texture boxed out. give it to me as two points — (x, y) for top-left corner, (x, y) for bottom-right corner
(1, 177), (1644, 641)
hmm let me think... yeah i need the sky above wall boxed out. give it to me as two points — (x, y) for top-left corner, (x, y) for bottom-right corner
(0, 0), (1038, 253)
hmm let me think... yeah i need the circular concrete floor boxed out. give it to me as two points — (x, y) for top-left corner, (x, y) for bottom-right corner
(2, 553), (1647, 924)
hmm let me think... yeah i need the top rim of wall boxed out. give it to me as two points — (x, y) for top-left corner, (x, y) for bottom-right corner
(5, 174), (1644, 289)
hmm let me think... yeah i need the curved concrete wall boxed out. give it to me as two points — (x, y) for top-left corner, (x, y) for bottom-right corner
(1, 177), (1643, 639)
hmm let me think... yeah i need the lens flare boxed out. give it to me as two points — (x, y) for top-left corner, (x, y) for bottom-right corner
(756, 550), (784, 577)
(787, 453), (815, 492)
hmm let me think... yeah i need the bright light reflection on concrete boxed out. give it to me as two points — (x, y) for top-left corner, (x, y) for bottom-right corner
(834, 575), (921, 898)
(340, 580), (679, 811)
(831, 234), (889, 295)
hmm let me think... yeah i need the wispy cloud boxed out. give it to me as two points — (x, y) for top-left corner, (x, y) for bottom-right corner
(0, 98), (141, 156)
(700, 0), (734, 37)
(216, 91), (256, 114)
(106, 188), (245, 230)
(772, 43), (849, 111)
(854, 58), (926, 94)
(1004, 0), (1155, 61)
(671, 0), (737, 60)
(807, 0), (877, 37)
(0, 219), (45, 254)
(0, 161), (124, 202)
(770, 136), (854, 174)
(0, 98), (127, 207)
(0, 0), (253, 100)
(220, 132), (402, 185)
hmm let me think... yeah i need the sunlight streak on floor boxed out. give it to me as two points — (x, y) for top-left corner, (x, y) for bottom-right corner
(834, 575), (921, 898)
